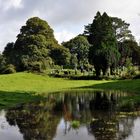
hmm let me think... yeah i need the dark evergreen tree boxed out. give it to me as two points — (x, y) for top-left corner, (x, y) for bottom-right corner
(85, 12), (120, 76)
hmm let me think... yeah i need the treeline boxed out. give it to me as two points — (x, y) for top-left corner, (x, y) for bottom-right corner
(0, 11), (140, 77)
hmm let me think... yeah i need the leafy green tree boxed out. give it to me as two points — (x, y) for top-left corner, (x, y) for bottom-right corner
(62, 35), (90, 68)
(2, 64), (16, 74)
(85, 12), (120, 76)
(70, 53), (78, 69)
(131, 43), (140, 65)
(111, 17), (134, 42)
(119, 40), (140, 66)
(50, 45), (71, 66)
(3, 42), (14, 64)
(0, 53), (16, 74)
(8, 17), (70, 71)
(0, 54), (6, 73)
(110, 17), (138, 67)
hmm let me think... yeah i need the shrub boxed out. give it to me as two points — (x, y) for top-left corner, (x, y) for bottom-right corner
(133, 74), (140, 79)
(122, 67), (137, 79)
(2, 64), (16, 74)
(27, 62), (42, 72)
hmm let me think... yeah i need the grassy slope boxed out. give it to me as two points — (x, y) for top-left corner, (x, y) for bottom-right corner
(0, 72), (139, 108)
(81, 79), (140, 94)
(0, 72), (139, 94)
(0, 72), (110, 93)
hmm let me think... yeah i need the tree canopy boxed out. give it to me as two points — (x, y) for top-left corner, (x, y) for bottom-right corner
(85, 12), (120, 76)
(3, 17), (70, 71)
(118, 40), (140, 66)
(62, 35), (90, 68)
(111, 17), (134, 42)
(0, 13), (140, 76)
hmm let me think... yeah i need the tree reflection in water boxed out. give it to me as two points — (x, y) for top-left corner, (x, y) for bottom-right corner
(6, 99), (61, 140)
(5, 90), (140, 140)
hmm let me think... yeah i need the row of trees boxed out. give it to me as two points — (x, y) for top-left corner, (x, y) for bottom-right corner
(0, 12), (140, 76)
(63, 12), (140, 76)
(84, 12), (136, 76)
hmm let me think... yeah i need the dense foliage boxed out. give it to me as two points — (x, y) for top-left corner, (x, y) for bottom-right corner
(0, 13), (140, 77)
(3, 17), (70, 71)
(85, 12), (120, 76)
(62, 35), (90, 68)
(85, 12), (140, 77)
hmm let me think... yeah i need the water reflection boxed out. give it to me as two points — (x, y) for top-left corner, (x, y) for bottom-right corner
(6, 100), (61, 140)
(1, 90), (140, 140)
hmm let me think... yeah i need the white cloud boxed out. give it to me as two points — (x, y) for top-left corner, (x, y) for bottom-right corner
(31, 10), (41, 17)
(0, 20), (23, 50)
(0, 0), (23, 11)
(0, 0), (140, 51)
(9, 0), (23, 8)
(54, 30), (76, 44)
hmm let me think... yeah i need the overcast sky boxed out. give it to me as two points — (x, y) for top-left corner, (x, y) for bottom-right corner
(0, 0), (140, 51)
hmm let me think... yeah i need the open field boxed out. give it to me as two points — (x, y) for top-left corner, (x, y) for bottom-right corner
(0, 72), (139, 93)
(0, 72), (110, 93)
(0, 72), (139, 108)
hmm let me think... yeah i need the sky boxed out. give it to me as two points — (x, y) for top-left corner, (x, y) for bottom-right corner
(0, 0), (140, 51)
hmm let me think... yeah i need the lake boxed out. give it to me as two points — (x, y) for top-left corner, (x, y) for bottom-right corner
(0, 90), (140, 140)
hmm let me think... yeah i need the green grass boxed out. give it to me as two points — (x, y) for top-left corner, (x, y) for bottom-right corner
(0, 72), (139, 94)
(0, 72), (139, 108)
(0, 72), (109, 93)
(81, 79), (140, 94)
(0, 91), (42, 109)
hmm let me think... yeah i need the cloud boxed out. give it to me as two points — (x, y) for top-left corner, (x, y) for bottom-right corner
(0, 0), (140, 51)
(8, 0), (23, 9)
(0, 0), (23, 11)
(54, 30), (76, 44)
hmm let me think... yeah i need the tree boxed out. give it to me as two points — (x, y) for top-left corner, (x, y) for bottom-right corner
(0, 54), (6, 73)
(62, 35), (90, 68)
(50, 45), (71, 66)
(8, 17), (70, 71)
(70, 53), (78, 69)
(3, 42), (14, 64)
(111, 17), (134, 42)
(0, 53), (16, 74)
(131, 43), (140, 65)
(110, 17), (138, 67)
(118, 40), (140, 66)
(85, 12), (120, 76)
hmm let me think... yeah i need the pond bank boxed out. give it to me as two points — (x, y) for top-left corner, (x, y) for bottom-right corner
(0, 72), (139, 93)
(0, 72), (139, 108)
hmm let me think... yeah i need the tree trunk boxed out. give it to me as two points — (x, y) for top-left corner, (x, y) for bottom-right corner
(95, 67), (101, 77)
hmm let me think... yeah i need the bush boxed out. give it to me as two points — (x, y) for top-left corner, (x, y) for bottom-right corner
(27, 62), (42, 72)
(2, 64), (16, 74)
(122, 67), (137, 79)
(133, 74), (140, 79)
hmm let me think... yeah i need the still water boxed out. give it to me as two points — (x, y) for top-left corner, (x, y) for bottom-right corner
(0, 90), (140, 140)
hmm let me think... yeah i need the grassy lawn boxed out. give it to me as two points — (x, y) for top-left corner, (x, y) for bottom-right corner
(81, 79), (140, 94)
(0, 72), (110, 93)
(0, 72), (139, 94)
(0, 72), (139, 108)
